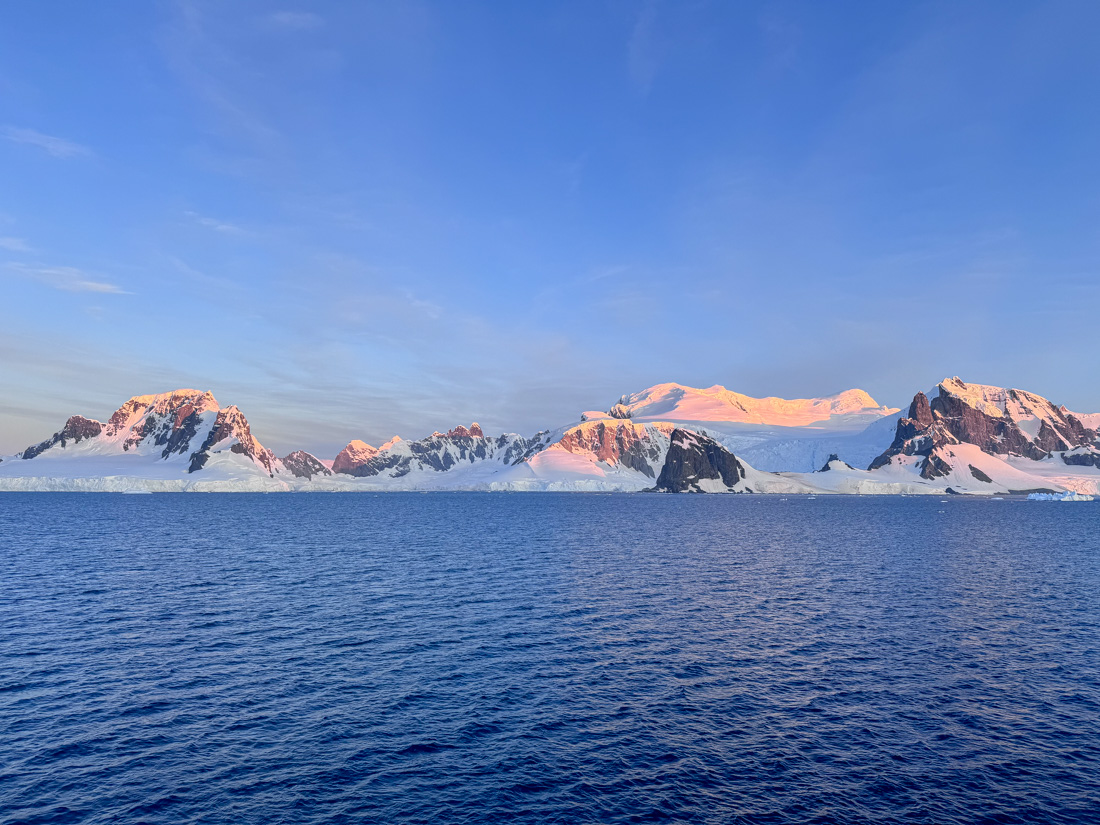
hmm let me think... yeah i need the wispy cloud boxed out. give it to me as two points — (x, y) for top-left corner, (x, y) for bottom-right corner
(6, 263), (130, 294)
(2, 126), (91, 158)
(268, 11), (324, 30)
(185, 210), (246, 234)
(0, 237), (32, 252)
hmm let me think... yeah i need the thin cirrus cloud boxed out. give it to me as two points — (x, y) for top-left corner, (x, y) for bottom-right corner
(0, 237), (33, 252)
(5, 263), (129, 294)
(185, 210), (247, 235)
(2, 126), (91, 159)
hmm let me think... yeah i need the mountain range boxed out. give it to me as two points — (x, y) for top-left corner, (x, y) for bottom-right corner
(1, 378), (1097, 495)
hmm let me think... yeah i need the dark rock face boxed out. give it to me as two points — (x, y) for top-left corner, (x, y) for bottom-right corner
(22, 416), (104, 460)
(98, 391), (225, 455)
(187, 407), (276, 476)
(157, 410), (205, 459)
(607, 404), (632, 420)
(920, 453), (952, 479)
(909, 392), (934, 428)
(122, 415), (156, 451)
(281, 450), (332, 480)
(969, 464), (993, 483)
(445, 423), (484, 438)
(819, 453), (852, 472)
(655, 429), (745, 493)
(1062, 450), (1100, 468)
(503, 431), (550, 466)
(869, 380), (1098, 473)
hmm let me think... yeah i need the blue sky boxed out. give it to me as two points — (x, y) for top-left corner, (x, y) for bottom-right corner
(2, 1), (1099, 456)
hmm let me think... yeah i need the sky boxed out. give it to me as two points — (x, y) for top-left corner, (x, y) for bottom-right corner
(2, 0), (1099, 457)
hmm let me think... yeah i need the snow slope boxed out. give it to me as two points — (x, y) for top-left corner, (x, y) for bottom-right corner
(615, 383), (896, 426)
(603, 382), (902, 472)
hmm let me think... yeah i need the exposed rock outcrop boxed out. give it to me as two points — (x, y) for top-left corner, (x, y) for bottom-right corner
(281, 450), (333, 480)
(654, 429), (746, 493)
(446, 423), (484, 438)
(1062, 449), (1100, 468)
(870, 378), (1098, 474)
(187, 406), (276, 475)
(333, 440), (379, 475)
(22, 415), (104, 460)
(336, 427), (544, 479)
(969, 465), (993, 483)
(819, 453), (853, 472)
(556, 420), (669, 477)
(18, 389), (280, 478)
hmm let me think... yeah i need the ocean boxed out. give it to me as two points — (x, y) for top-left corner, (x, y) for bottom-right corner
(1, 493), (1098, 824)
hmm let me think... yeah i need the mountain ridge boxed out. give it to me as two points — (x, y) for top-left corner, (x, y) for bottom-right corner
(2, 379), (1097, 495)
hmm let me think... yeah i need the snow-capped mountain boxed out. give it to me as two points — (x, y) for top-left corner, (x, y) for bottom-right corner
(0, 390), (292, 490)
(329, 424), (547, 484)
(29, 389), (278, 471)
(281, 450), (333, 480)
(595, 382), (901, 472)
(1, 380), (1097, 495)
(872, 377), (1096, 469)
(316, 418), (813, 493)
(798, 378), (1100, 495)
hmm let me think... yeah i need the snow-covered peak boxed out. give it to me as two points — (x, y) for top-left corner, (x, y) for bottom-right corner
(934, 377), (1059, 421)
(332, 440), (379, 474)
(280, 450), (332, 480)
(613, 382), (895, 427)
(871, 378), (1099, 479)
(932, 377), (1098, 440)
(17, 388), (278, 477)
(104, 389), (220, 437)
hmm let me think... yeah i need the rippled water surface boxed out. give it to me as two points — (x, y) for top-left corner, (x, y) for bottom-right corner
(2, 493), (1099, 824)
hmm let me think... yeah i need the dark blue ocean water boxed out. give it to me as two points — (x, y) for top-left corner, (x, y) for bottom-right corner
(1, 494), (1099, 825)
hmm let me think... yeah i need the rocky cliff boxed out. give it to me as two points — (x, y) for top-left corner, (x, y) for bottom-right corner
(654, 429), (747, 492)
(870, 377), (1098, 479)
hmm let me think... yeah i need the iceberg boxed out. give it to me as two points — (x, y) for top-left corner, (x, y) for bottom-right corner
(1027, 491), (1096, 502)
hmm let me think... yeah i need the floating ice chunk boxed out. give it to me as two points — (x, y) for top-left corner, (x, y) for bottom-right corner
(1027, 491), (1095, 501)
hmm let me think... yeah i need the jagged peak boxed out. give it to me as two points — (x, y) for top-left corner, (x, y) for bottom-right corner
(106, 389), (221, 436)
(445, 423), (484, 438)
(283, 449), (319, 461)
(119, 389), (220, 411)
(280, 449), (332, 480)
(872, 378), (1097, 471)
